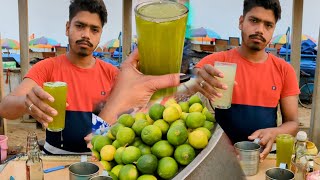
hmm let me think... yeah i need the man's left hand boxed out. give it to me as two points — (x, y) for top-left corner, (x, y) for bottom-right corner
(248, 128), (278, 161)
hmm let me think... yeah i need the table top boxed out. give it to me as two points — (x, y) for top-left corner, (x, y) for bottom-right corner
(0, 156), (104, 180)
(0, 155), (278, 180)
(247, 156), (276, 180)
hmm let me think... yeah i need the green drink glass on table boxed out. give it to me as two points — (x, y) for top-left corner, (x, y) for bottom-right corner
(43, 82), (67, 132)
(276, 134), (294, 168)
(135, 0), (188, 100)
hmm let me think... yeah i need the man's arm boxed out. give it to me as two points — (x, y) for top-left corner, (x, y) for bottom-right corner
(0, 78), (56, 126)
(248, 95), (299, 160)
(278, 95), (299, 135)
(0, 79), (36, 119)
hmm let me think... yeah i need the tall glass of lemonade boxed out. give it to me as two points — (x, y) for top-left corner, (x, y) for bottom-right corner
(212, 61), (237, 109)
(276, 134), (294, 168)
(43, 82), (67, 132)
(135, 1), (188, 99)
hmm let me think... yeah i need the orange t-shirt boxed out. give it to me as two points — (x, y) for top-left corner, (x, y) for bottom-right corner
(195, 48), (299, 143)
(25, 54), (119, 153)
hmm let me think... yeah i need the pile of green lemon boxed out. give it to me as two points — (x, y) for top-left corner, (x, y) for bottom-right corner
(91, 94), (215, 180)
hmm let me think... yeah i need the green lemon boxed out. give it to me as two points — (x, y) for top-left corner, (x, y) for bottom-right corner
(174, 144), (196, 165)
(181, 112), (189, 121)
(157, 157), (178, 179)
(118, 164), (138, 180)
(93, 136), (112, 152)
(167, 125), (188, 146)
(188, 94), (202, 105)
(164, 98), (177, 107)
(185, 112), (206, 129)
(100, 160), (112, 171)
(111, 164), (123, 177)
(202, 107), (215, 122)
(179, 101), (190, 113)
(163, 106), (180, 123)
(188, 130), (208, 149)
(135, 112), (147, 120)
(114, 147), (125, 164)
(141, 125), (162, 145)
(151, 140), (174, 158)
(121, 146), (141, 164)
(116, 127), (135, 146)
(137, 175), (157, 180)
(91, 149), (100, 161)
(132, 119), (150, 136)
(110, 123), (125, 137)
(195, 127), (212, 139)
(100, 145), (116, 161)
(118, 114), (135, 127)
(203, 121), (215, 131)
(153, 119), (169, 135)
(145, 114), (155, 125)
(138, 144), (152, 155)
(148, 103), (165, 120)
(189, 103), (203, 113)
(137, 154), (158, 174)
(112, 140), (121, 149)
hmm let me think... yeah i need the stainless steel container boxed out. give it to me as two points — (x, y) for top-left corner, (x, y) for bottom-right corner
(265, 167), (295, 180)
(69, 162), (99, 180)
(89, 175), (112, 180)
(234, 141), (261, 176)
(173, 125), (245, 180)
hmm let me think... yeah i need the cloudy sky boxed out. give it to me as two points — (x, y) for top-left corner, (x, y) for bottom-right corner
(0, 0), (319, 47)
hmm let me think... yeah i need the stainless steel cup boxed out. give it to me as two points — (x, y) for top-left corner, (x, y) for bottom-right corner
(89, 175), (112, 180)
(69, 162), (99, 180)
(234, 141), (261, 176)
(265, 167), (295, 180)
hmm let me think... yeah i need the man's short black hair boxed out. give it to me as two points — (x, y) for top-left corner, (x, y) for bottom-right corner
(69, 0), (108, 26)
(243, 0), (281, 22)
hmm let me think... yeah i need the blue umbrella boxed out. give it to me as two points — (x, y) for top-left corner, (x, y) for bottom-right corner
(29, 36), (60, 48)
(189, 27), (221, 38)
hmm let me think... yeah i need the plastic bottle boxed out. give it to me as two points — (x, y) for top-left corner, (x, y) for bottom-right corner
(293, 131), (308, 180)
(26, 132), (44, 180)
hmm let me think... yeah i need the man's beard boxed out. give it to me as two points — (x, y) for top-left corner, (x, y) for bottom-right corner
(68, 37), (96, 57)
(241, 32), (267, 51)
(248, 43), (263, 51)
(78, 47), (91, 57)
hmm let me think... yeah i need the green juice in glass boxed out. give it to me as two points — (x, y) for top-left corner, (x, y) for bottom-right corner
(276, 134), (294, 168)
(135, 1), (188, 99)
(43, 82), (67, 132)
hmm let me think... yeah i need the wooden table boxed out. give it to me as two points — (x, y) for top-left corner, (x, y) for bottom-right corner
(247, 155), (277, 180)
(0, 155), (277, 180)
(0, 156), (104, 180)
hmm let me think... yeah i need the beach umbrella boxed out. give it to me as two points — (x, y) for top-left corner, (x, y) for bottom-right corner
(104, 39), (120, 48)
(188, 27), (221, 43)
(29, 36), (60, 48)
(271, 34), (317, 44)
(103, 37), (137, 49)
(1, 38), (20, 49)
(191, 36), (216, 43)
(189, 27), (221, 39)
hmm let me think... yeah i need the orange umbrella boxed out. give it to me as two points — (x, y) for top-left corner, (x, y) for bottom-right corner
(191, 36), (216, 43)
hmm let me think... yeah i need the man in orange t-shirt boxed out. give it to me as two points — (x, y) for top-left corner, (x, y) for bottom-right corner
(192, 0), (299, 160)
(0, 0), (179, 154)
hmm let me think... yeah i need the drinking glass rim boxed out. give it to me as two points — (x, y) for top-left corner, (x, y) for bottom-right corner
(234, 141), (261, 151)
(134, 0), (188, 23)
(276, 134), (294, 139)
(43, 81), (67, 87)
(214, 61), (237, 66)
